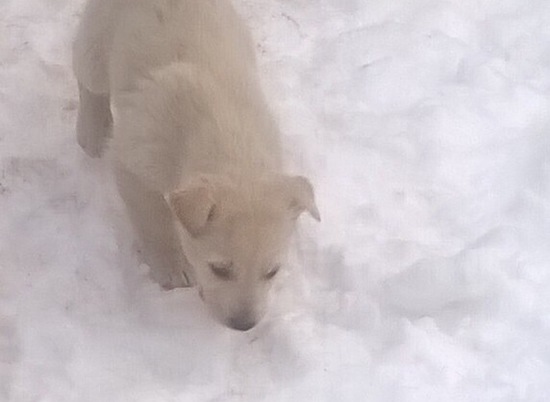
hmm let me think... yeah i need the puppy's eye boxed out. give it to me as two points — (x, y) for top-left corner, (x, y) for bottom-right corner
(209, 262), (234, 280)
(264, 265), (280, 280)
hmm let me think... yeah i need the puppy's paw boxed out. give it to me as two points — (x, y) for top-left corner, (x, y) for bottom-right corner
(160, 270), (193, 290)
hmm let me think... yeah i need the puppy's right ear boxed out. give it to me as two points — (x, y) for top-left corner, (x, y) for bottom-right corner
(281, 175), (321, 222)
(168, 180), (216, 237)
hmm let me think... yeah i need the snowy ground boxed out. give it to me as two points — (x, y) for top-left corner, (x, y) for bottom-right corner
(2, 0), (550, 400)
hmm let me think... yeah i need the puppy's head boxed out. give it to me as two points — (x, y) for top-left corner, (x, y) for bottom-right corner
(168, 174), (319, 331)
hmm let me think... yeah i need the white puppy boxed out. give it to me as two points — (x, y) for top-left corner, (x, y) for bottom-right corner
(73, 0), (319, 331)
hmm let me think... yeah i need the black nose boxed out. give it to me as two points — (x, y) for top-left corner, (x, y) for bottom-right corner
(227, 316), (256, 332)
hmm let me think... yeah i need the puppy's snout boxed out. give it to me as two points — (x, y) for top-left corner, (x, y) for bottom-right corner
(227, 315), (256, 332)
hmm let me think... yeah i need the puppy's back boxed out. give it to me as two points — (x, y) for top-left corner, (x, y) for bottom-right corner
(107, 0), (282, 192)
(109, 0), (258, 94)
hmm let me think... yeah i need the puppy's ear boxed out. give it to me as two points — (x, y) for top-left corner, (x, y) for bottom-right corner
(168, 179), (216, 237)
(283, 176), (321, 222)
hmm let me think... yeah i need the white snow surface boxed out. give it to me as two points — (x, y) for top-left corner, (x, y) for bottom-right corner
(1, 0), (550, 400)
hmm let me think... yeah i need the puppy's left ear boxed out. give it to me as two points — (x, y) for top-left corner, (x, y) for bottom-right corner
(284, 176), (321, 222)
(168, 178), (216, 237)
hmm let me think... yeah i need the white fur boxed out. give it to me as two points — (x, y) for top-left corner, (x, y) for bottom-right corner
(73, 0), (319, 330)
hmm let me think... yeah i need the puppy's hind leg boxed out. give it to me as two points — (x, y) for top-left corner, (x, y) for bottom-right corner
(114, 164), (193, 289)
(76, 83), (112, 158)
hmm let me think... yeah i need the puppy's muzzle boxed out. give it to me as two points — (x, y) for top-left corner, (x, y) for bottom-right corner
(227, 315), (256, 332)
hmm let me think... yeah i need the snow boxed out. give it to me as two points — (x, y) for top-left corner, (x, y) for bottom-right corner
(1, 0), (550, 400)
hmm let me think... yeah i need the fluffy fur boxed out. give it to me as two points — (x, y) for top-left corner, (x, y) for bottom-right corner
(73, 0), (319, 330)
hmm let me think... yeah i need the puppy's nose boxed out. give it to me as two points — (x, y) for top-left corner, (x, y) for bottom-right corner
(227, 316), (256, 332)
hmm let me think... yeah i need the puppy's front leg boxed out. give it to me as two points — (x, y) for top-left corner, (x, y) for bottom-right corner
(114, 164), (193, 289)
(76, 83), (112, 158)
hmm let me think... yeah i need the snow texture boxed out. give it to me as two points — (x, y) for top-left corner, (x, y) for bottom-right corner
(1, 0), (550, 400)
